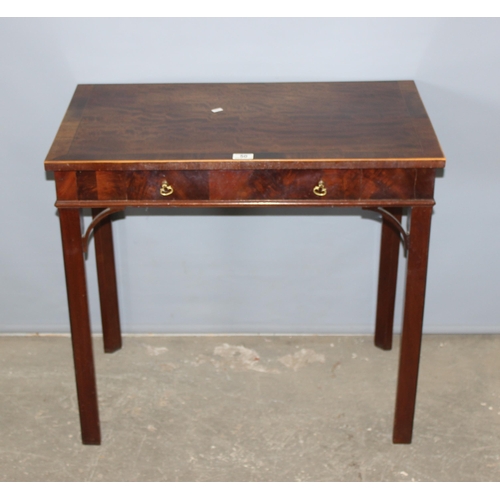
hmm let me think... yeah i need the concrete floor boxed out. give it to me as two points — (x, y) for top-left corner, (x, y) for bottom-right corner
(1, 333), (500, 481)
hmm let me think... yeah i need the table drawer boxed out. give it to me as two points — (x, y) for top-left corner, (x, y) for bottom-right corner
(209, 169), (361, 200)
(55, 168), (435, 203)
(55, 170), (210, 201)
(125, 171), (209, 201)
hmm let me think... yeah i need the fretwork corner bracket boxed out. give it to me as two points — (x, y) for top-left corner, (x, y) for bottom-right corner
(364, 207), (409, 255)
(82, 208), (124, 254)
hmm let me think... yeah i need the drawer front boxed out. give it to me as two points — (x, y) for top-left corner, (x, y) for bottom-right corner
(209, 169), (361, 200)
(63, 171), (210, 201)
(54, 168), (435, 203)
(209, 169), (434, 201)
(125, 171), (209, 201)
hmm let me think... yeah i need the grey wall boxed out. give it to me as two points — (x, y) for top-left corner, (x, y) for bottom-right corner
(1, 18), (499, 334)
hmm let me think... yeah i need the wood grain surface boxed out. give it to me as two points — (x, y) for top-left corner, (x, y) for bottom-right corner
(45, 82), (445, 170)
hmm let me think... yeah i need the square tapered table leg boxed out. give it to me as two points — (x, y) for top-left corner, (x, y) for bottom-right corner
(375, 207), (403, 351)
(393, 206), (433, 444)
(59, 208), (101, 445)
(92, 208), (122, 354)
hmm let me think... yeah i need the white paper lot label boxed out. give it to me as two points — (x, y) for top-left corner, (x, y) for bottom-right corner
(232, 153), (254, 160)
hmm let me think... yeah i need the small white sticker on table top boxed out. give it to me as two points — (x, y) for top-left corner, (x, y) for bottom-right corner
(232, 153), (254, 160)
(211, 107), (223, 113)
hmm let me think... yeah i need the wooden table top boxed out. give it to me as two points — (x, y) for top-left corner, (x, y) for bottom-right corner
(45, 81), (445, 171)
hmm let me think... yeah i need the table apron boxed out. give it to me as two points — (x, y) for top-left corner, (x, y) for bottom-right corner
(54, 168), (436, 207)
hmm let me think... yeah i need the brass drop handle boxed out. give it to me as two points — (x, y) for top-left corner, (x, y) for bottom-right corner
(313, 180), (327, 197)
(160, 180), (174, 197)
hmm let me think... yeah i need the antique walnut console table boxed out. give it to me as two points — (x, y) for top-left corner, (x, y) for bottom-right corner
(45, 81), (445, 445)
